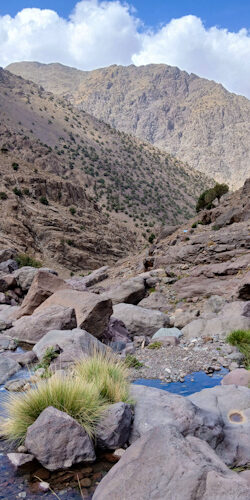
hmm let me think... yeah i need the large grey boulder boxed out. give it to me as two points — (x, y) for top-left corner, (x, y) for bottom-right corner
(130, 385), (223, 449)
(33, 328), (108, 368)
(93, 425), (249, 500)
(138, 292), (170, 312)
(0, 248), (17, 263)
(0, 305), (20, 330)
(189, 385), (250, 466)
(102, 317), (130, 344)
(0, 259), (18, 274)
(34, 289), (112, 338)
(101, 277), (146, 305)
(13, 266), (38, 292)
(7, 305), (77, 343)
(152, 327), (182, 339)
(0, 356), (21, 384)
(112, 303), (170, 337)
(25, 406), (96, 471)
(96, 402), (132, 450)
(182, 301), (250, 339)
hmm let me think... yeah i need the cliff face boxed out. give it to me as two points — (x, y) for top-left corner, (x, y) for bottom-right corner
(7, 62), (250, 189)
(0, 68), (211, 272)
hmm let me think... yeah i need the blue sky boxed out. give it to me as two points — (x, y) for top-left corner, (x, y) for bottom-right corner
(1, 0), (250, 98)
(1, 0), (250, 32)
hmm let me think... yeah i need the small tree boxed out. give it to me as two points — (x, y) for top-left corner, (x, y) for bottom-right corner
(196, 183), (229, 212)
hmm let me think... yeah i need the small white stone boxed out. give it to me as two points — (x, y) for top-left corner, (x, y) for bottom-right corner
(39, 481), (50, 492)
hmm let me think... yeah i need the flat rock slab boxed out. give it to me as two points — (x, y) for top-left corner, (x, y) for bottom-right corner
(93, 425), (249, 500)
(130, 385), (223, 450)
(152, 327), (182, 339)
(34, 289), (112, 338)
(112, 303), (169, 337)
(7, 305), (77, 342)
(189, 385), (250, 466)
(0, 356), (21, 384)
(25, 406), (96, 471)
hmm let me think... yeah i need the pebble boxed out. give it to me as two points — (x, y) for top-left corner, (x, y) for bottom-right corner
(39, 482), (50, 492)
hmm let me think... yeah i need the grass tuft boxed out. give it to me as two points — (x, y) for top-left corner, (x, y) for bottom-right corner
(147, 341), (162, 350)
(125, 355), (143, 369)
(16, 253), (42, 268)
(226, 329), (250, 369)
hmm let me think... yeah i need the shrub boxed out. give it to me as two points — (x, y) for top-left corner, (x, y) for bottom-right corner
(226, 329), (250, 368)
(69, 207), (76, 215)
(148, 233), (156, 244)
(12, 162), (19, 171)
(15, 253), (42, 268)
(34, 347), (59, 373)
(0, 192), (8, 200)
(1, 375), (105, 443)
(196, 183), (229, 212)
(74, 353), (130, 404)
(39, 196), (49, 205)
(191, 222), (197, 228)
(125, 355), (143, 369)
(147, 341), (162, 349)
(13, 187), (22, 197)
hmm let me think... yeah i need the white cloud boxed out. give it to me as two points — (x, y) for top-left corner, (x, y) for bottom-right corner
(1, 1), (250, 98)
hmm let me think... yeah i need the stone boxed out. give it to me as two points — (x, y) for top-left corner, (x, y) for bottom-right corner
(13, 350), (37, 366)
(138, 292), (170, 312)
(0, 274), (17, 292)
(150, 336), (179, 346)
(221, 369), (250, 387)
(25, 406), (96, 471)
(0, 356), (21, 384)
(133, 335), (149, 347)
(112, 303), (170, 337)
(102, 317), (130, 344)
(0, 248), (17, 263)
(101, 277), (146, 305)
(0, 335), (16, 350)
(16, 271), (68, 319)
(242, 302), (250, 317)
(203, 295), (227, 314)
(5, 378), (27, 391)
(152, 327), (182, 339)
(238, 280), (250, 300)
(189, 385), (250, 466)
(7, 453), (34, 467)
(0, 259), (18, 274)
(130, 385), (223, 449)
(33, 328), (107, 368)
(7, 305), (77, 342)
(35, 289), (112, 338)
(96, 403), (132, 450)
(66, 266), (109, 290)
(0, 304), (20, 329)
(240, 470), (250, 487)
(112, 448), (125, 460)
(93, 425), (249, 500)
(12, 267), (37, 292)
(173, 309), (199, 329)
(17, 445), (27, 453)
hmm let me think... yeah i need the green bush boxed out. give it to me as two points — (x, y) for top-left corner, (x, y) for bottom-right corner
(125, 355), (143, 369)
(12, 162), (19, 171)
(147, 341), (162, 349)
(226, 330), (250, 368)
(196, 183), (229, 212)
(34, 347), (59, 373)
(15, 253), (42, 268)
(69, 207), (76, 215)
(0, 192), (8, 200)
(13, 187), (22, 197)
(39, 196), (49, 205)
(148, 233), (156, 244)
(191, 222), (197, 228)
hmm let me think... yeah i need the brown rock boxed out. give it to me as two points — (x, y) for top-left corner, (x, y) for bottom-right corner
(16, 270), (68, 319)
(35, 289), (112, 338)
(221, 369), (250, 387)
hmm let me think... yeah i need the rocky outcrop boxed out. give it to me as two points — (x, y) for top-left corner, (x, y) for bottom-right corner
(93, 425), (249, 500)
(25, 406), (96, 471)
(34, 289), (112, 338)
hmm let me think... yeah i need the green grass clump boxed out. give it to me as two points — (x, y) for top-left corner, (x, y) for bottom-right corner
(226, 329), (250, 369)
(1, 375), (105, 443)
(15, 253), (42, 268)
(125, 355), (143, 369)
(34, 347), (59, 375)
(147, 341), (162, 350)
(74, 352), (130, 404)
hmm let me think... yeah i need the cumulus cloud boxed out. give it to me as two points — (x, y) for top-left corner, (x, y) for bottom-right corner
(1, 0), (250, 98)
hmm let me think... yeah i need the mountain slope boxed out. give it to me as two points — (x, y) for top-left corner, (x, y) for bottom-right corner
(7, 61), (250, 189)
(0, 68), (211, 271)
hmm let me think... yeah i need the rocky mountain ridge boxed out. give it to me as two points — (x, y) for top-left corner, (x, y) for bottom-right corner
(0, 67), (212, 271)
(7, 61), (250, 189)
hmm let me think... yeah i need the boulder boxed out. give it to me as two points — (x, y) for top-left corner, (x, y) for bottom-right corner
(112, 303), (170, 337)
(0, 304), (20, 330)
(240, 470), (250, 487)
(242, 302), (250, 317)
(0, 336), (16, 350)
(101, 277), (146, 305)
(0, 274), (17, 292)
(16, 271), (68, 319)
(102, 317), (130, 344)
(93, 425), (249, 500)
(0, 259), (18, 274)
(96, 403), (132, 450)
(138, 292), (170, 312)
(5, 378), (28, 391)
(12, 266), (38, 292)
(66, 266), (109, 290)
(25, 406), (96, 471)
(34, 289), (112, 338)
(189, 385), (250, 466)
(7, 453), (34, 467)
(33, 328), (107, 368)
(0, 248), (17, 263)
(221, 368), (250, 387)
(238, 277), (250, 300)
(173, 309), (199, 329)
(152, 327), (182, 339)
(0, 356), (21, 384)
(182, 301), (250, 339)
(203, 295), (227, 314)
(130, 385), (223, 449)
(7, 305), (77, 343)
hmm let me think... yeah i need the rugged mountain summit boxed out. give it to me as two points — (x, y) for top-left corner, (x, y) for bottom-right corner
(7, 61), (250, 189)
(0, 67), (211, 271)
